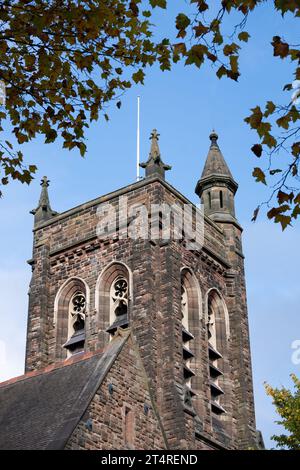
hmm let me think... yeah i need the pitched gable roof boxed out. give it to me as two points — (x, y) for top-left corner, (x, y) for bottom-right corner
(0, 331), (129, 450)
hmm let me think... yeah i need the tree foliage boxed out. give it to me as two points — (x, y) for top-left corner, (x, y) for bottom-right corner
(265, 374), (300, 450)
(0, 0), (169, 194)
(0, 0), (300, 229)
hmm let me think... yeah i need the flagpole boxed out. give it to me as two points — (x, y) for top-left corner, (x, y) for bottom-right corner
(136, 96), (140, 181)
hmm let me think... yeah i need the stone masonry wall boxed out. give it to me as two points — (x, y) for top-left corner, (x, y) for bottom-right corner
(25, 176), (257, 450)
(65, 336), (166, 450)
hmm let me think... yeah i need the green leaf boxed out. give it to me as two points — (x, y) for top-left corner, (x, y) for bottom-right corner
(79, 142), (86, 157)
(132, 69), (145, 84)
(277, 190), (293, 204)
(276, 115), (289, 129)
(216, 65), (227, 79)
(257, 121), (271, 138)
(175, 13), (191, 31)
(291, 204), (300, 219)
(173, 43), (186, 56)
(276, 214), (291, 230)
(264, 101), (276, 117)
(272, 36), (289, 58)
(193, 1), (209, 13)
(245, 106), (263, 129)
(29, 165), (37, 173)
(193, 22), (209, 37)
(45, 129), (57, 144)
(149, 0), (166, 8)
(294, 192), (300, 205)
(238, 31), (250, 42)
(17, 133), (29, 144)
(253, 167), (267, 185)
(267, 205), (290, 218)
(262, 132), (277, 149)
(223, 43), (239, 56)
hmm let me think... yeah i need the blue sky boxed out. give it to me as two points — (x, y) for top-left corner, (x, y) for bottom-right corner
(0, 2), (300, 449)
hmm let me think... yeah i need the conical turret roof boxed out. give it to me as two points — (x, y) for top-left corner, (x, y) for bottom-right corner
(201, 131), (234, 180)
(196, 131), (238, 197)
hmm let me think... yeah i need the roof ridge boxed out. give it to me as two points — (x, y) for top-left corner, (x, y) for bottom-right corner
(0, 332), (129, 389)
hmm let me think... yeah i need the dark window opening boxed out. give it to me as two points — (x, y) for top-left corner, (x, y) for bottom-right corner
(63, 292), (86, 355)
(207, 301), (225, 416)
(219, 191), (223, 209)
(115, 300), (128, 316)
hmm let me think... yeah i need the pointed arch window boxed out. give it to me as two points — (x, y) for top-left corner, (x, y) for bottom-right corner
(63, 291), (86, 355)
(54, 277), (89, 360)
(107, 276), (129, 336)
(181, 277), (196, 398)
(180, 268), (203, 414)
(207, 291), (229, 416)
(96, 262), (132, 343)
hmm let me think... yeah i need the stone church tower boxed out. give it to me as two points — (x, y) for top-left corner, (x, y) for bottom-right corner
(0, 130), (263, 450)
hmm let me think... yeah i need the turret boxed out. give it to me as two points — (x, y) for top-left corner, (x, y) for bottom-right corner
(195, 131), (238, 223)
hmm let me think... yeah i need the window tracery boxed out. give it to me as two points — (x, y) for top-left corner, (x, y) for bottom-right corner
(63, 291), (86, 355)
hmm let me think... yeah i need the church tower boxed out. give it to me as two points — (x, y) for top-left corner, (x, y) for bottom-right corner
(0, 130), (262, 450)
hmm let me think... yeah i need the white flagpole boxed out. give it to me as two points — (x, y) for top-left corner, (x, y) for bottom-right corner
(136, 96), (140, 181)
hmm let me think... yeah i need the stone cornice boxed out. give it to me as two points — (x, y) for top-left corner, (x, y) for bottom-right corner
(33, 175), (224, 236)
(195, 173), (238, 197)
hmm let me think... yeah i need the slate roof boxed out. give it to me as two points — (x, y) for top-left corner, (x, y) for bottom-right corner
(0, 332), (129, 450)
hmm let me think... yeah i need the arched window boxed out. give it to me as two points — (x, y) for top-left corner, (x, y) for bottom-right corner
(181, 283), (194, 389)
(206, 289), (230, 416)
(64, 291), (86, 355)
(95, 262), (132, 342)
(108, 276), (129, 335)
(54, 277), (89, 360)
(180, 268), (202, 408)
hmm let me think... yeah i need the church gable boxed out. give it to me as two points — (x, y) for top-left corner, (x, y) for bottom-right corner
(65, 333), (167, 450)
(1, 331), (161, 450)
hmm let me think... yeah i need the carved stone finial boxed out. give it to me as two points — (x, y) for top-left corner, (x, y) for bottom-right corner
(41, 176), (50, 188)
(209, 130), (219, 147)
(30, 176), (58, 225)
(140, 129), (172, 179)
(149, 129), (160, 159)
